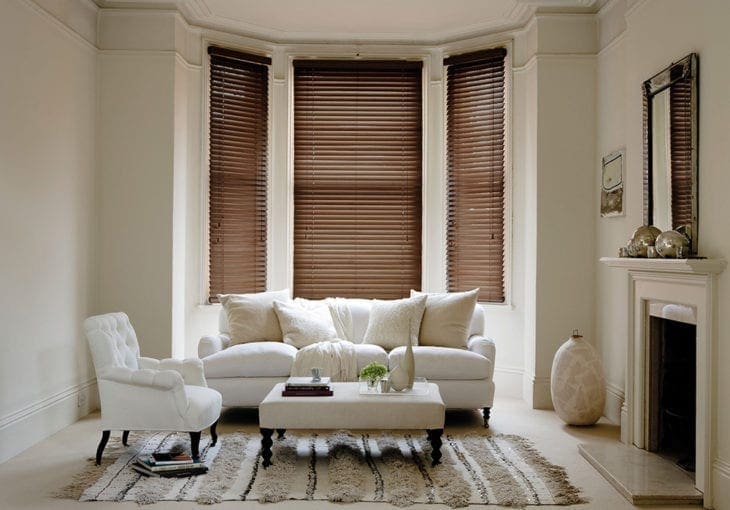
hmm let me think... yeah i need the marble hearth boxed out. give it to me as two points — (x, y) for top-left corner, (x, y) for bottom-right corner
(589, 257), (726, 508)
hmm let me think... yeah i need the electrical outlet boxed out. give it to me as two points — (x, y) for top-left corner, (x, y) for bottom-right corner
(77, 392), (87, 408)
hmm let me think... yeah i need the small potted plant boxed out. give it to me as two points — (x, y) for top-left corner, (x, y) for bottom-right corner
(359, 362), (387, 390)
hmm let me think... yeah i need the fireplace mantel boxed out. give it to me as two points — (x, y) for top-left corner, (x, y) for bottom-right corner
(600, 257), (727, 274)
(601, 255), (726, 507)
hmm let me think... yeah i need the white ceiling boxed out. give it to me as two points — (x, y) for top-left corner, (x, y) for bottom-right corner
(96, 0), (601, 44)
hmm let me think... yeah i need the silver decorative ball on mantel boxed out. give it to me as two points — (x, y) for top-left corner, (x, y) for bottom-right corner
(655, 229), (690, 258)
(550, 330), (606, 426)
(628, 225), (662, 257)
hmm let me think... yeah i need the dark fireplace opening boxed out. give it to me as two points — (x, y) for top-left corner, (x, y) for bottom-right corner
(648, 315), (696, 473)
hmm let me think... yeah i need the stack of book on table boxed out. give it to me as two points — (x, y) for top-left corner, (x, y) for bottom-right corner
(132, 451), (208, 477)
(282, 376), (333, 396)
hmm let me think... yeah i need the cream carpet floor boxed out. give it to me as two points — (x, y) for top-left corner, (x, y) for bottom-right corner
(0, 397), (700, 509)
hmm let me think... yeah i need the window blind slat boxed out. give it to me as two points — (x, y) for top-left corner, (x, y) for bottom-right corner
(208, 48), (269, 301)
(446, 50), (507, 303)
(293, 62), (422, 299)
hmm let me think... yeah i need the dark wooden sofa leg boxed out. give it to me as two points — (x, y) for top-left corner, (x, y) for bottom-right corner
(96, 430), (111, 465)
(482, 407), (491, 428)
(122, 430), (130, 446)
(190, 431), (201, 461)
(210, 420), (218, 446)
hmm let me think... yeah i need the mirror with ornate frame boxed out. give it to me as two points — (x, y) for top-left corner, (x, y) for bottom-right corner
(643, 53), (699, 254)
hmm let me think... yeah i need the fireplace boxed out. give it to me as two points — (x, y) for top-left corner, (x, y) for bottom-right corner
(647, 307), (696, 472)
(600, 257), (726, 508)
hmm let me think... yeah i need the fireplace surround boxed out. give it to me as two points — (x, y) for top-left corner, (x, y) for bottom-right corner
(601, 257), (726, 507)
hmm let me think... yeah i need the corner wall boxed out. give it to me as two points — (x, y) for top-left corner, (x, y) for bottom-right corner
(0, 0), (99, 463)
(515, 15), (597, 408)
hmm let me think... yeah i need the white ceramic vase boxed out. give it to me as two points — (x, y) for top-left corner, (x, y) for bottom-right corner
(389, 336), (415, 391)
(550, 330), (605, 425)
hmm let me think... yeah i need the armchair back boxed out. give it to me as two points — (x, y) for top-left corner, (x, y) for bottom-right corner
(84, 312), (140, 374)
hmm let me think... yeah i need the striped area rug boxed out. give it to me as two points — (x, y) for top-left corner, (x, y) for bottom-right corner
(58, 431), (585, 507)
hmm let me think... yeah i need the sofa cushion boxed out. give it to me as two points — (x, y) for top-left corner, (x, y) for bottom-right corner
(363, 295), (427, 350)
(411, 289), (479, 348)
(352, 343), (389, 372)
(203, 342), (297, 378)
(389, 346), (492, 380)
(219, 289), (290, 345)
(274, 299), (337, 348)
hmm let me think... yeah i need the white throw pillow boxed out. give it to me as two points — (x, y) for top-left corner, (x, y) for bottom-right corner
(410, 288), (479, 348)
(362, 295), (427, 350)
(219, 289), (290, 345)
(273, 298), (338, 348)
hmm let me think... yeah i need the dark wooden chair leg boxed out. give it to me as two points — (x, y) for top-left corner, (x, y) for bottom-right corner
(427, 429), (443, 467)
(96, 430), (111, 465)
(189, 431), (202, 461)
(276, 428), (286, 439)
(122, 430), (130, 446)
(260, 428), (274, 468)
(482, 407), (491, 428)
(210, 420), (218, 446)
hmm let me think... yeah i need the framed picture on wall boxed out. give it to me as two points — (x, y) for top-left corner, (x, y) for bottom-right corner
(601, 150), (624, 217)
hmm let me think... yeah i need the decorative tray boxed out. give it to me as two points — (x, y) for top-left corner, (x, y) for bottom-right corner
(359, 377), (430, 396)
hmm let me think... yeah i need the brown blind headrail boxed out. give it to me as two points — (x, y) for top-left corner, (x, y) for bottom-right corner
(208, 47), (269, 301)
(446, 49), (507, 303)
(293, 61), (422, 299)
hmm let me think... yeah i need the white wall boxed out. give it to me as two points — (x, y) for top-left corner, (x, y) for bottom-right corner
(97, 53), (177, 359)
(594, 0), (730, 505)
(96, 11), (202, 360)
(0, 0), (99, 463)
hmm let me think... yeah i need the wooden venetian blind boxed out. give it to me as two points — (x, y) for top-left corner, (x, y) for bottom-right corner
(293, 60), (423, 299)
(208, 46), (270, 301)
(669, 78), (693, 231)
(445, 48), (507, 303)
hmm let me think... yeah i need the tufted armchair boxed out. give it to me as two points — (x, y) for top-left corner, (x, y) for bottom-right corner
(84, 312), (222, 464)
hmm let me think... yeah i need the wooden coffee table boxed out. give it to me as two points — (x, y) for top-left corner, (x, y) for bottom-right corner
(258, 381), (446, 467)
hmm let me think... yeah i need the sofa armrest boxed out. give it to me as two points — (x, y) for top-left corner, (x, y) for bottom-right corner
(467, 335), (496, 364)
(139, 357), (207, 387)
(198, 334), (231, 359)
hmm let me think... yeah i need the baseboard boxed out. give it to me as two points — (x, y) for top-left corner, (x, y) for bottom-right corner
(493, 366), (523, 399)
(604, 382), (624, 425)
(522, 373), (553, 410)
(712, 457), (730, 510)
(0, 378), (99, 464)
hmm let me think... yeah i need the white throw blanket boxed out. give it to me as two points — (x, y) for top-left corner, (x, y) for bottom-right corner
(290, 340), (358, 382)
(326, 297), (354, 342)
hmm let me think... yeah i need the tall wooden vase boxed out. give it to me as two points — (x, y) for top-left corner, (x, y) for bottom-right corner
(389, 336), (416, 391)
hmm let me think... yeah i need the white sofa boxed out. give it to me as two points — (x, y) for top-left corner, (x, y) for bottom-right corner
(198, 299), (495, 425)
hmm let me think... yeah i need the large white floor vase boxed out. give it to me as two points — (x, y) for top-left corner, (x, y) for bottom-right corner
(550, 330), (605, 426)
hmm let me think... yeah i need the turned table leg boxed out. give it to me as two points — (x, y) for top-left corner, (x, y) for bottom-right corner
(260, 428), (274, 468)
(427, 429), (443, 467)
(276, 428), (286, 439)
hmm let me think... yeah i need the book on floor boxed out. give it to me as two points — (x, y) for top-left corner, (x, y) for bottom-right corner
(136, 457), (206, 472)
(150, 451), (194, 465)
(132, 463), (208, 478)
